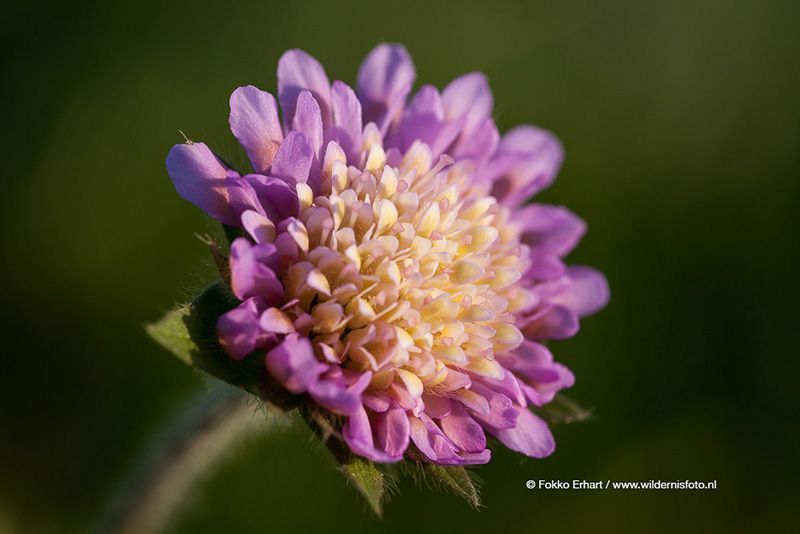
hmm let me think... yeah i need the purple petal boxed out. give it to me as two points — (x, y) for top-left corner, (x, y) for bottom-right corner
(362, 392), (391, 413)
(439, 404), (487, 453)
(329, 81), (363, 163)
(229, 86), (283, 174)
(515, 204), (586, 258)
(451, 117), (499, 165)
(242, 174), (299, 223)
(396, 85), (463, 155)
(522, 304), (579, 340)
(488, 126), (564, 206)
(357, 43), (415, 133)
(227, 176), (266, 219)
(525, 252), (566, 280)
(500, 341), (575, 406)
(216, 297), (271, 360)
(524, 363), (574, 406)
(241, 210), (273, 244)
(166, 142), (236, 224)
(552, 266), (610, 317)
(468, 383), (519, 430)
(374, 406), (412, 458)
(309, 371), (372, 416)
(409, 413), (461, 464)
(473, 367), (527, 407)
(457, 450), (492, 464)
(277, 49), (332, 129)
(490, 409), (555, 458)
(422, 394), (452, 419)
(291, 91), (324, 159)
(265, 333), (322, 394)
(343, 406), (404, 463)
(270, 132), (313, 185)
(442, 72), (493, 138)
(409, 413), (490, 465)
(229, 238), (283, 303)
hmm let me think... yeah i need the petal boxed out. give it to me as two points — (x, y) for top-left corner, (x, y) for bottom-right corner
(442, 72), (493, 138)
(265, 333), (321, 394)
(421, 394), (452, 419)
(242, 174), (299, 223)
(357, 43), (416, 132)
(362, 392), (391, 412)
(468, 383), (519, 430)
(525, 253), (566, 280)
(522, 304), (579, 340)
(552, 266), (610, 317)
(439, 404), (487, 453)
(229, 86), (283, 174)
(329, 81), (363, 163)
(229, 238), (283, 303)
(500, 341), (575, 406)
(451, 117), (499, 165)
(291, 91), (324, 159)
(270, 132), (313, 185)
(309, 371), (372, 415)
(397, 85), (462, 155)
(374, 406), (412, 458)
(409, 413), (489, 465)
(408, 413), (460, 464)
(488, 126), (564, 206)
(515, 204), (586, 258)
(473, 367), (527, 407)
(259, 307), (295, 334)
(166, 142), (236, 224)
(227, 176), (266, 219)
(216, 297), (271, 360)
(490, 409), (555, 458)
(277, 49), (332, 129)
(241, 209), (276, 244)
(343, 406), (404, 463)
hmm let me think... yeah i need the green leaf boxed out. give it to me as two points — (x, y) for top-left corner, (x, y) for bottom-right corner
(532, 394), (593, 424)
(339, 456), (386, 517)
(145, 281), (263, 395)
(426, 465), (481, 508)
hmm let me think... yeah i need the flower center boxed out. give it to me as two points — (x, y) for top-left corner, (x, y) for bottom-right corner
(278, 135), (534, 393)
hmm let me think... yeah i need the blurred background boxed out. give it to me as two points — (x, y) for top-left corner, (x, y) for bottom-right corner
(2, 0), (798, 532)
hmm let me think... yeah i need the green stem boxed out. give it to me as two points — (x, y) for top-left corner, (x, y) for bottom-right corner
(96, 386), (269, 534)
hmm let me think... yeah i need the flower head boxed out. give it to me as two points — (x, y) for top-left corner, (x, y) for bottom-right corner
(166, 44), (608, 464)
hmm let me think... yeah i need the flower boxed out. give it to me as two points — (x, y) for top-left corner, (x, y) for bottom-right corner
(166, 44), (609, 465)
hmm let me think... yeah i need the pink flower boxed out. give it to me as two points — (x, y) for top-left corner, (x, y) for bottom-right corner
(167, 44), (609, 464)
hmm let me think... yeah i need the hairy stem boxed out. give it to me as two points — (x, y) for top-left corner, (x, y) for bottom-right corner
(96, 386), (271, 534)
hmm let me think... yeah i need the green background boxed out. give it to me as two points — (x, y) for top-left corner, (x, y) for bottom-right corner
(2, 0), (798, 531)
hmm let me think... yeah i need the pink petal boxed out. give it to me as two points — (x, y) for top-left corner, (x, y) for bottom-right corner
(229, 238), (283, 303)
(374, 406), (411, 458)
(265, 333), (321, 394)
(357, 43), (416, 132)
(229, 86), (283, 174)
(343, 406), (404, 463)
(277, 49), (332, 129)
(329, 81), (363, 163)
(166, 142), (236, 224)
(291, 91), (323, 159)
(490, 409), (555, 458)
(270, 132), (313, 185)
(553, 266), (610, 317)
(439, 404), (487, 453)
(515, 204), (586, 258)
(442, 72), (493, 138)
